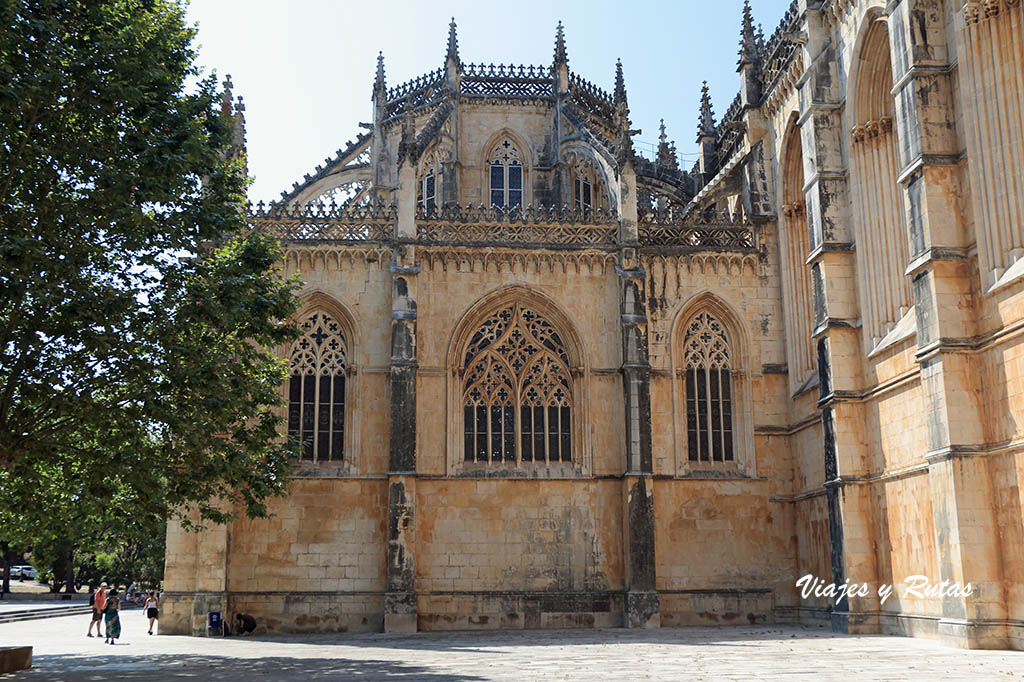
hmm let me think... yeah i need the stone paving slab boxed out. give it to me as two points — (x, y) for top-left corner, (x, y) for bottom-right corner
(0, 609), (1019, 681)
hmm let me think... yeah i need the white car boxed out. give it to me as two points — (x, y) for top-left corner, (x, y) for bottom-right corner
(11, 565), (36, 580)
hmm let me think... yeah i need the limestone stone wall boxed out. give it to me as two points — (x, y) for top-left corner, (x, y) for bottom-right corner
(162, 0), (1024, 650)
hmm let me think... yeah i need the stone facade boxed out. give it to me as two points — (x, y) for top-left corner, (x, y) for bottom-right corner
(164, 1), (1024, 650)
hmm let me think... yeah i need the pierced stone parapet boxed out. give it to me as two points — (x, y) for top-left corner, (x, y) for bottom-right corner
(385, 69), (447, 121)
(759, 0), (800, 95)
(638, 210), (757, 251)
(416, 204), (618, 247)
(252, 201), (397, 243)
(567, 72), (616, 123)
(716, 93), (746, 166)
(460, 65), (554, 99)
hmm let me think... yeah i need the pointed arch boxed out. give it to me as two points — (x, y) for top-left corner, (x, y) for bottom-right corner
(447, 286), (587, 473)
(560, 141), (617, 212)
(668, 292), (754, 474)
(480, 129), (533, 208)
(284, 292), (360, 468)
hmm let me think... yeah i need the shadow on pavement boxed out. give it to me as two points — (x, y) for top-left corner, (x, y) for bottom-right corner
(20, 653), (486, 681)
(230, 624), (845, 653)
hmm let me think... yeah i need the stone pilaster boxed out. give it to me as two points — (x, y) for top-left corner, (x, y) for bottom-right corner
(617, 180), (658, 625)
(889, 0), (1007, 649)
(385, 153), (420, 633)
(800, 4), (880, 634)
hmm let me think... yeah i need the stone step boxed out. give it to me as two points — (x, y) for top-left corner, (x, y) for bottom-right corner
(0, 604), (93, 624)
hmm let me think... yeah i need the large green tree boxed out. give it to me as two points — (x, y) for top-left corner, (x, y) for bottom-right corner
(0, 0), (300, 551)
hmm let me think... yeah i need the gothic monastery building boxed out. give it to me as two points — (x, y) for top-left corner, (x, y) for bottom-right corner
(164, 0), (1024, 649)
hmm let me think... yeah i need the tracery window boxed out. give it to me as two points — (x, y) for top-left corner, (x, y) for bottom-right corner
(489, 139), (523, 208)
(462, 303), (572, 464)
(287, 311), (347, 462)
(683, 312), (734, 463)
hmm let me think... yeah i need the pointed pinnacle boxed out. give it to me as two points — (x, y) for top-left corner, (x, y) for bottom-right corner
(446, 17), (460, 66)
(739, 0), (759, 63)
(220, 74), (234, 115)
(698, 81), (716, 138)
(374, 51), (386, 97)
(614, 59), (626, 105)
(659, 119), (667, 144)
(554, 21), (568, 65)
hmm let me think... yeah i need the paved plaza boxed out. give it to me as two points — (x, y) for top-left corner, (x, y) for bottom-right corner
(0, 609), (1020, 681)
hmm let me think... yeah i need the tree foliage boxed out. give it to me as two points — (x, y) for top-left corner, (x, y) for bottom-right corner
(0, 0), (301, 550)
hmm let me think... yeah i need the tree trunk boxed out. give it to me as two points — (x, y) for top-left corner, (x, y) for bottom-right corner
(63, 546), (75, 593)
(0, 541), (9, 596)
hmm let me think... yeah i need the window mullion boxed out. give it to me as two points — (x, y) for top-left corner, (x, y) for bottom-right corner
(543, 403), (550, 465)
(313, 373), (321, 463)
(515, 386), (522, 465)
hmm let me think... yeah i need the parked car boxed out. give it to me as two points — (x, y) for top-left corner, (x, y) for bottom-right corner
(7, 566), (20, 579)
(12, 565), (36, 580)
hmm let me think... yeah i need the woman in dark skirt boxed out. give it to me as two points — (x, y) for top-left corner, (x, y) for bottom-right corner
(144, 591), (160, 635)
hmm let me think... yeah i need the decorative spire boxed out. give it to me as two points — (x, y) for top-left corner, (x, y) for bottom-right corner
(613, 58), (626, 106)
(697, 81), (716, 140)
(373, 51), (386, 99)
(656, 120), (678, 171)
(446, 17), (460, 68)
(554, 21), (567, 66)
(739, 0), (759, 66)
(220, 74), (234, 117)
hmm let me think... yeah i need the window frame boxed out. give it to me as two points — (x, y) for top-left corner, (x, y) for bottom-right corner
(670, 297), (754, 477)
(281, 296), (359, 476)
(485, 136), (527, 208)
(445, 288), (589, 477)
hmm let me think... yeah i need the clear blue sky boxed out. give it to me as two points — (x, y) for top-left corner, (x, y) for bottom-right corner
(184, 0), (794, 203)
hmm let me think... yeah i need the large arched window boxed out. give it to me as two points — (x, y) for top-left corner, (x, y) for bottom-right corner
(489, 138), (523, 208)
(288, 311), (347, 462)
(461, 303), (572, 464)
(683, 312), (734, 463)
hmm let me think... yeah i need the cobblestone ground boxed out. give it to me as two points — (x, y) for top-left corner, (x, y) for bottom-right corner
(1, 609), (1020, 681)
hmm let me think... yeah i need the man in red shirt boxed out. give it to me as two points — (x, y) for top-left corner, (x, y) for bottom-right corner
(87, 583), (107, 638)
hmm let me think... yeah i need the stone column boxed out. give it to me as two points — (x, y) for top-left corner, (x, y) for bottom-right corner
(890, 0), (1006, 649)
(799, 5), (881, 633)
(617, 162), (658, 628)
(385, 150), (420, 633)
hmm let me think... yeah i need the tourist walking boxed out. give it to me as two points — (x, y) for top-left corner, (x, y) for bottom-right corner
(144, 590), (159, 635)
(88, 583), (107, 638)
(103, 588), (121, 644)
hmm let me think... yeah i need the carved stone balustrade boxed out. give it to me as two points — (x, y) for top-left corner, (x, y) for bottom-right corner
(415, 204), (618, 248)
(251, 201), (396, 243)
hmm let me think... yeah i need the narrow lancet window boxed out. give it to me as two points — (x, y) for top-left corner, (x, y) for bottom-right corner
(489, 139), (523, 207)
(287, 311), (347, 462)
(683, 312), (734, 463)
